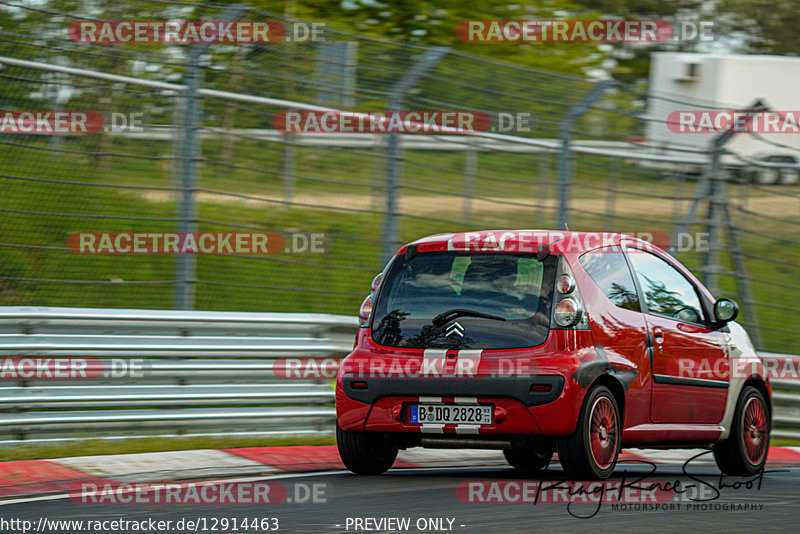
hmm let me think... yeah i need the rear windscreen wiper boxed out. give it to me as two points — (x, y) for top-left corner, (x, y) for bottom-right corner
(432, 308), (507, 327)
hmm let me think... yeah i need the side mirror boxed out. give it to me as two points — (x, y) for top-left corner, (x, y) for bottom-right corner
(713, 298), (739, 324)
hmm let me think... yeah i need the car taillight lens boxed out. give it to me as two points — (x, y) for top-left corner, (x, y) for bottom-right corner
(358, 295), (372, 324)
(371, 273), (383, 291)
(551, 257), (588, 330)
(556, 274), (575, 294)
(554, 297), (582, 327)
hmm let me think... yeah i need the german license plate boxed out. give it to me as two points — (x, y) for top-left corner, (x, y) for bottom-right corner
(410, 404), (492, 425)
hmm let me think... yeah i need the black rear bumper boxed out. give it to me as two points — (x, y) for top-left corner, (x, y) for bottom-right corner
(341, 374), (564, 407)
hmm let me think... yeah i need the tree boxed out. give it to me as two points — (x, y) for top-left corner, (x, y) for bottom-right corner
(713, 0), (800, 55)
(250, 0), (611, 75)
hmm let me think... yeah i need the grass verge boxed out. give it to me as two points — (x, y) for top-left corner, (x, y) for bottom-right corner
(0, 435), (336, 462)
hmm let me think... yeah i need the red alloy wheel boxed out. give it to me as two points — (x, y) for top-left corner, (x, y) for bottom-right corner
(589, 396), (618, 468)
(742, 396), (768, 465)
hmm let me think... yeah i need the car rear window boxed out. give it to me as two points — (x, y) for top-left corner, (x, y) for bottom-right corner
(371, 252), (556, 349)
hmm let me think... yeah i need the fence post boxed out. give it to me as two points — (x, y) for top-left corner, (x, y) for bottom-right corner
(371, 137), (385, 212)
(380, 47), (449, 266)
(695, 147), (761, 346)
(703, 147), (725, 294)
(537, 152), (552, 226)
(462, 148), (478, 224)
(670, 171), (687, 225)
(174, 5), (246, 310)
(673, 100), (767, 346)
(725, 196), (762, 348)
(557, 81), (614, 230)
(603, 157), (620, 230)
(282, 134), (296, 205)
(174, 55), (200, 310)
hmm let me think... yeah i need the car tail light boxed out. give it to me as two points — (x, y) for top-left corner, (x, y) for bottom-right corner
(556, 274), (575, 294)
(551, 258), (589, 330)
(371, 273), (383, 291)
(554, 297), (582, 327)
(359, 270), (385, 326)
(358, 295), (372, 325)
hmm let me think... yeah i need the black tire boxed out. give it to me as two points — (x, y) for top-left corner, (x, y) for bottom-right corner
(779, 168), (800, 185)
(753, 167), (780, 185)
(503, 443), (553, 471)
(556, 385), (621, 480)
(336, 423), (397, 475)
(713, 386), (770, 476)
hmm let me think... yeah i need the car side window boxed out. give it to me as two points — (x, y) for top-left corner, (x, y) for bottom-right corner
(579, 246), (641, 312)
(626, 249), (705, 324)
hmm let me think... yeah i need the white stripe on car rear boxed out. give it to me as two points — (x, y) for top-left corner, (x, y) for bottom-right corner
(416, 350), (485, 433)
(422, 349), (447, 376)
(456, 349), (482, 377)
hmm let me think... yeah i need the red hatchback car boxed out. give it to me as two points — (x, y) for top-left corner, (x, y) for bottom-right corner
(335, 230), (771, 479)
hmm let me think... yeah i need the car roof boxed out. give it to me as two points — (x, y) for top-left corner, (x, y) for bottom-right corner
(397, 230), (656, 255)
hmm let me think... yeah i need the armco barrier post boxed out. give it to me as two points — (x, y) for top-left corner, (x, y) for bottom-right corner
(461, 148), (478, 224)
(380, 47), (449, 266)
(557, 81), (615, 231)
(672, 100), (768, 347)
(174, 5), (246, 310)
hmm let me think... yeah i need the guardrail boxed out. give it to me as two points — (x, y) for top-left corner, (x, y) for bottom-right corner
(0, 307), (798, 445)
(761, 352), (800, 441)
(0, 306), (357, 445)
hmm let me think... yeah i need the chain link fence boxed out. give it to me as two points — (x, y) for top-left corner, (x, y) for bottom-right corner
(0, 1), (798, 353)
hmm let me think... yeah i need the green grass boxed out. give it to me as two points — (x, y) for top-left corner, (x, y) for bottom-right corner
(767, 438), (800, 448)
(0, 435), (336, 462)
(0, 136), (798, 350)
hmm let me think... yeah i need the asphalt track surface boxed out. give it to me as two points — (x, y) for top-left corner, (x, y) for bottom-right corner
(3, 462), (799, 534)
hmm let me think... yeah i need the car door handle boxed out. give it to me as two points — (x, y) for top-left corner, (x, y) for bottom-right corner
(653, 327), (664, 343)
(677, 322), (709, 334)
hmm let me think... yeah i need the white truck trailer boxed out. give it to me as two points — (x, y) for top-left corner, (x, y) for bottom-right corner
(644, 52), (800, 184)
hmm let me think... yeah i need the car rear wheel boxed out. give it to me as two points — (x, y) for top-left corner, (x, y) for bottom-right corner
(779, 168), (800, 185)
(557, 385), (621, 480)
(503, 442), (553, 471)
(752, 166), (780, 185)
(713, 386), (770, 476)
(336, 423), (397, 475)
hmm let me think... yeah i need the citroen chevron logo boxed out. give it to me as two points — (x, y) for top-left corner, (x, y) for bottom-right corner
(446, 321), (465, 337)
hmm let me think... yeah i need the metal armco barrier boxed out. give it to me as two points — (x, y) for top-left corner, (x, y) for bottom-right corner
(762, 352), (800, 441)
(0, 307), (356, 445)
(0, 307), (798, 445)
